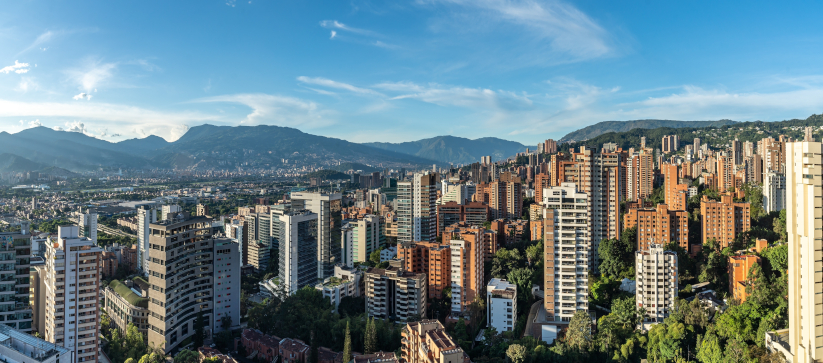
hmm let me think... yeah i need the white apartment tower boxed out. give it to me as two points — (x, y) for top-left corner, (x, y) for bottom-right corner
(43, 226), (102, 363)
(137, 205), (157, 273)
(763, 171), (786, 213)
(542, 183), (590, 325)
(486, 278), (517, 333)
(635, 245), (678, 329)
(786, 141), (823, 363)
(73, 210), (97, 243)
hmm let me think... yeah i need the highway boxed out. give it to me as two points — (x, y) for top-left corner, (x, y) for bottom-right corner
(97, 224), (137, 239)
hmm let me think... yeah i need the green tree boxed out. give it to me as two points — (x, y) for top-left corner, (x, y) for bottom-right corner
(343, 321), (352, 363)
(696, 331), (723, 363)
(369, 249), (382, 266)
(773, 209), (787, 242)
(491, 248), (524, 279)
(173, 349), (199, 363)
(506, 344), (527, 363)
(364, 317), (377, 354)
(221, 315), (232, 331)
(565, 311), (592, 351)
(193, 312), (205, 348)
(506, 267), (534, 305)
(598, 227), (637, 279)
(525, 241), (542, 266)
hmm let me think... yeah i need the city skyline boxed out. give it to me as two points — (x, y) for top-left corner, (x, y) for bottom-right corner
(2, 1), (823, 144)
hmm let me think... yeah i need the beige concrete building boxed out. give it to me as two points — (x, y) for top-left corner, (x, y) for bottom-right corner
(364, 266), (426, 322)
(783, 141), (823, 363)
(103, 278), (149, 337)
(635, 245), (678, 329)
(146, 215), (215, 353)
(43, 226), (103, 363)
(400, 320), (469, 363)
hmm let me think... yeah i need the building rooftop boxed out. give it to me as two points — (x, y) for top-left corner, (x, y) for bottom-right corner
(0, 324), (70, 362)
(109, 279), (149, 308)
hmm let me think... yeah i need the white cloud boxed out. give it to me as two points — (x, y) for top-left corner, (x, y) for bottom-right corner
(66, 60), (117, 92)
(378, 81), (533, 110)
(226, 0), (236, 7)
(72, 93), (93, 101)
(330, 30), (337, 39)
(0, 98), (222, 141)
(319, 20), (379, 37)
(193, 93), (334, 128)
(419, 0), (615, 64)
(297, 76), (385, 97)
(0, 61), (30, 74)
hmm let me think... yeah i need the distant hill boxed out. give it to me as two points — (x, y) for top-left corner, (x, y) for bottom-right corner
(364, 136), (528, 165)
(0, 153), (47, 173)
(563, 114), (823, 152)
(0, 125), (438, 172)
(559, 119), (738, 143)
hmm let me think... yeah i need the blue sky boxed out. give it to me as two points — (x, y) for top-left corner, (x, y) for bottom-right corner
(2, 1), (823, 145)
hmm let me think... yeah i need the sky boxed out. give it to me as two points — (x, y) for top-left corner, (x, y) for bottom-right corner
(2, 1), (823, 146)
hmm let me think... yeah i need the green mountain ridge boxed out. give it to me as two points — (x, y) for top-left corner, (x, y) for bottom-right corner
(364, 135), (528, 165)
(559, 119), (739, 143)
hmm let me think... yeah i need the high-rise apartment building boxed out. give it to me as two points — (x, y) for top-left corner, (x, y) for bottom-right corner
(397, 173), (437, 245)
(662, 164), (689, 211)
(290, 192), (342, 279)
(763, 171), (786, 213)
(42, 226), (102, 362)
(661, 135), (679, 153)
(73, 209), (97, 243)
(196, 203), (209, 217)
(700, 194), (751, 247)
(365, 266), (426, 322)
(623, 204), (689, 251)
(137, 205), (157, 273)
(397, 241), (451, 299)
(435, 202), (489, 237)
(449, 230), (484, 317)
(785, 140), (822, 363)
(145, 215), (223, 353)
(277, 211), (319, 294)
(542, 183), (589, 324)
(635, 245), (678, 328)
(348, 215), (381, 267)
(445, 222), (498, 262)
(731, 138), (743, 165)
(534, 173), (551, 202)
(488, 177), (522, 221)
(0, 324), (71, 363)
(544, 139), (557, 154)
(628, 149), (654, 201)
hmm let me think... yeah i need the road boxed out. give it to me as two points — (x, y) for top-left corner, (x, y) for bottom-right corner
(98, 224), (137, 239)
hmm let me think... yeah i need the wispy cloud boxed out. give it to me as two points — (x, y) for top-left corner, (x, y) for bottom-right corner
(66, 59), (117, 92)
(0, 61), (30, 74)
(297, 76), (385, 97)
(17, 31), (53, 56)
(319, 20), (380, 37)
(419, 0), (616, 65)
(377, 81), (533, 110)
(15, 78), (38, 93)
(330, 30), (337, 39)
(193, 93), (334, 128)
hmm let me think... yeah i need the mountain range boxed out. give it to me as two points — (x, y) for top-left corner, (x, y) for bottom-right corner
(0, 125), (439, 173)
(558, 119), (739, 143)
(364, 136), (528, 165)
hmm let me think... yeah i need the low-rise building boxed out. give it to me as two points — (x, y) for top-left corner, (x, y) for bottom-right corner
(728, 255), (761, 303)
(636, 245), (678, 328)
(401, 320), (470, 363)
(316, 265), (362, 312)
(103, 279), (150, 337)
(279, 338), (309, 363)
(380, 246), (397, 262)
(240, 329), (281, 363)
(0, 324), (70, 363)
(486, 278), (517, 333)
